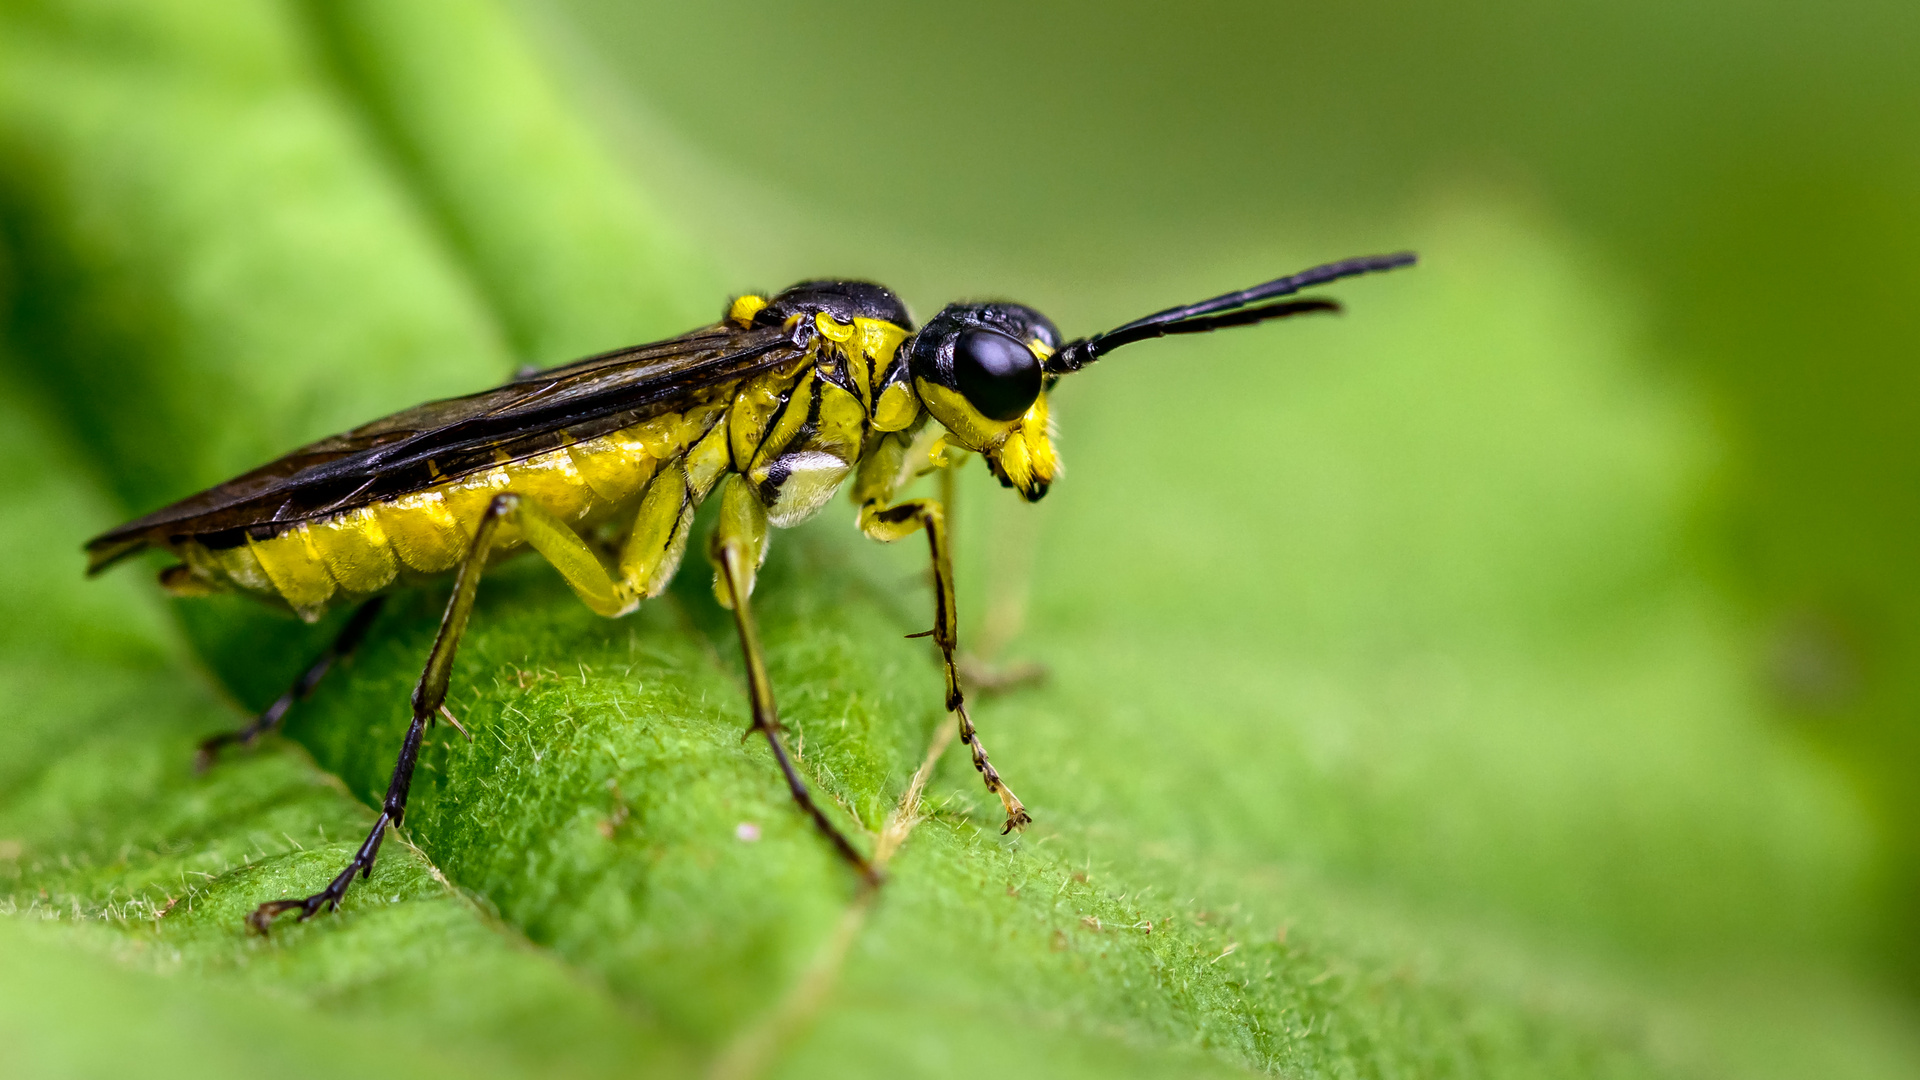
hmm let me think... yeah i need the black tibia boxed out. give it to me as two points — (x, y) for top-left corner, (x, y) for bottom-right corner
(873, 498), (1032, 833)
(711, 535), (881, 886)
(248, 496), (514, 933)
(197, 596), (388, 771)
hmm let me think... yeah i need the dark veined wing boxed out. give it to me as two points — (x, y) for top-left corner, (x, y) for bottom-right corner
(85, 320), (804, 572)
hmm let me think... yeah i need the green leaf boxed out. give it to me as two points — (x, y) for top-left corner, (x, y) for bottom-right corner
(1, 2), (1915, 1079)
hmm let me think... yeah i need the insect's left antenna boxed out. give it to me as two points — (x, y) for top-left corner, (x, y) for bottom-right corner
(1046, 251), (1416, 374)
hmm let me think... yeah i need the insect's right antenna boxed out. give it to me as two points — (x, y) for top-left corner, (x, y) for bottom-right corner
(1045, 251), (1416, 375)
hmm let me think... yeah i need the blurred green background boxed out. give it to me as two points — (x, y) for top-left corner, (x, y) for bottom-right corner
(3, 0), (1919, 1077)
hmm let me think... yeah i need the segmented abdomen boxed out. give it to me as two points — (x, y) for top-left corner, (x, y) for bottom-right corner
(175, 401), (728, 620)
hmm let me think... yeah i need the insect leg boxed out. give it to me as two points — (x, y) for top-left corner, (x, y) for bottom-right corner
(708, 479), (880, 885)
(196, 595), (388, 771)
(247, 492), (630, 931)
(616, 463), (696, 600)
(859, 495), (1031, 834)
(938, 462), (1047, 697)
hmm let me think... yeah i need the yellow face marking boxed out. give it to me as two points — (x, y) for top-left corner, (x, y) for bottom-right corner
(728, 294), (767, 327)
(915, 377), (1020, 452)
(914, 335), (1056, 499)
(308, 506), (399, 594)
(247, 524), (335, 619)
(986, 391), (1059, 500)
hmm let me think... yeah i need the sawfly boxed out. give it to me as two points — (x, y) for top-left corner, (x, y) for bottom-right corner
(85, 252), (1416, 930)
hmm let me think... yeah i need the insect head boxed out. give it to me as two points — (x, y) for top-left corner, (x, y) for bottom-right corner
(905, 251), (1417, 501)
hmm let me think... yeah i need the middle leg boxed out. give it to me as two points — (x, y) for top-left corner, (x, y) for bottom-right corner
(708, 478), (880, 884)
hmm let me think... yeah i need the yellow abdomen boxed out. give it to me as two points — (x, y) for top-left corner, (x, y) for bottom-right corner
(177, 406), (719, 620)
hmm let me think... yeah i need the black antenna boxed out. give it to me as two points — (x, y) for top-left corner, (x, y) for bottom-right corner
(1046, 251), (1417, 374)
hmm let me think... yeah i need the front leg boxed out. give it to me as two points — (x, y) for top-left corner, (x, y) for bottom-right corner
(859, 493), (1031, 834)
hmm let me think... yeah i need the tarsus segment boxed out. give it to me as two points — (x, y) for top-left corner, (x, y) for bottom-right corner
(248, 493), (521, 932)
(245, 487), (878, 931)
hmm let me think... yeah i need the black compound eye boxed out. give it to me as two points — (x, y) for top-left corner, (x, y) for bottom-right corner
(951, 329), (1041, 422)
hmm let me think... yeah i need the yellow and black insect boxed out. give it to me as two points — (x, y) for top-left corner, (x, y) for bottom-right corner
(85, 252), (1415, 930)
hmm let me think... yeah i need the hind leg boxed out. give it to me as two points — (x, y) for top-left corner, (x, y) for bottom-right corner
(248, 493), (634, 931)
(196, 596), (388, 770)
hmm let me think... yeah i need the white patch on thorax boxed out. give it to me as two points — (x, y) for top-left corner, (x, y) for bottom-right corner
(763, 450), (853, 527)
